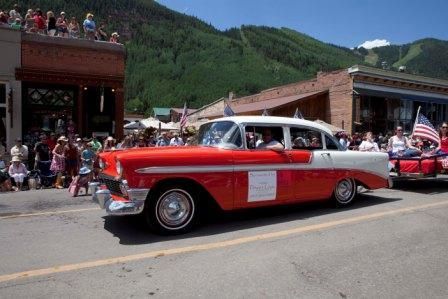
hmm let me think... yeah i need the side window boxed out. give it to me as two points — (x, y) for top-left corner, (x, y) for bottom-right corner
(325, 135), (341, 150)
(245, 126), (284, 149)
(290, 127), (323, 150)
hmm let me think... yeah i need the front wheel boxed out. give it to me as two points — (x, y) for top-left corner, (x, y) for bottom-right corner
(145, 185), (199, 235)
(332, 178), (356, 207)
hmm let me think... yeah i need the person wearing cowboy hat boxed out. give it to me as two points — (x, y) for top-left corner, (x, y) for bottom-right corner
(109, 32), (119, 43)
(50, 136), (68, 189)
(8, 156), (28, 191)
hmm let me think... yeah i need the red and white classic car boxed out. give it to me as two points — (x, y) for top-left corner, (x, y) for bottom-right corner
(93, 116), (391, 234)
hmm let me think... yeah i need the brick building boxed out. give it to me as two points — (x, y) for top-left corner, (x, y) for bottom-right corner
(0, 27), (125, 149)
(189, 65), (448, 134)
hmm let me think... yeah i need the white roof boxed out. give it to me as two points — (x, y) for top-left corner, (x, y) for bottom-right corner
(210, 116), (334, 135)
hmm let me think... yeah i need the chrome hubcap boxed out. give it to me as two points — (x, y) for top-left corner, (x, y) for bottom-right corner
(158, 190), (192, 227)
(336, 179), (354, 202)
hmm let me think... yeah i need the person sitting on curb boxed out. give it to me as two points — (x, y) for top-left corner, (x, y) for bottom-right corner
(8, 156), (28, 191)
(0, 163), (13, 192)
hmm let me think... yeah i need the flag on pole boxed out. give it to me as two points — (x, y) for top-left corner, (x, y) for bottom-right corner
(180, 102), (188, 127)
(261, 108), (269, 116)
(293, 108), (304, 119)
(223, 101), (235, 117)
(413, 112), (440, 144)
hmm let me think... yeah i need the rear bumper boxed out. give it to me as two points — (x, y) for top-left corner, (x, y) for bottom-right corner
(90, 182), (149, 216)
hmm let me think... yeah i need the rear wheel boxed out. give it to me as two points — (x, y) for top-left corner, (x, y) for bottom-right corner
(146, 185), (199, 235)
(333, 178), (356, 207)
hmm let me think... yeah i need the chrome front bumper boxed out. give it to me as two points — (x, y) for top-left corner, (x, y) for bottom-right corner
(90, 182), (149, 216)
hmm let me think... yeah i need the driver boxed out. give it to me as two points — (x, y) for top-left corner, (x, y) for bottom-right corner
(256, 128), (284, 151)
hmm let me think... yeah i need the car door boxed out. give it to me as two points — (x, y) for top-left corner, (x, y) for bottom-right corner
(233, 125), (294, 208)
(289, 127), (336, 201)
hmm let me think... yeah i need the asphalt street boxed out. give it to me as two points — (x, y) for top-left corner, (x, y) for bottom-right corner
(0, 178), (448, 298)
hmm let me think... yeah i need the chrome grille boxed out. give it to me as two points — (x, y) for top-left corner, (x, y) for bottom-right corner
(99, 173), (122, 195)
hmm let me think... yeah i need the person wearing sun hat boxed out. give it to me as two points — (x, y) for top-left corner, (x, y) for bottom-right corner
(50, 136), (68, 189)
(109, 32), (119, 43)
(83, 13), (96, 40)
(8, 156), (28, 191)
(56, 11), (69, 37)
(103, 136), (116, 151)
(81, 142), (95, 170)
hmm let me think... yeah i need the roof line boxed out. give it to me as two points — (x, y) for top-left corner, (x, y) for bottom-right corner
(348, 64), (448, 88)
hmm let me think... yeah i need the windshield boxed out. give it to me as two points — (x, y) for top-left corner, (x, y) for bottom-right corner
(198, 121), (242, 149)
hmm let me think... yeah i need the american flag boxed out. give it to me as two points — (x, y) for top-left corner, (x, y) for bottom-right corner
(223, 102), (235, 117)
(180, 102), (188, 127)
(413, 113), (440, 144)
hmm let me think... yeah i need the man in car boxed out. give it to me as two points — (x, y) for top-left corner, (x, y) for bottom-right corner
(256, 128), (284, 151)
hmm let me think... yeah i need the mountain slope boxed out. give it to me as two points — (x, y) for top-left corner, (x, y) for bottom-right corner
(363, 38), (448, 79)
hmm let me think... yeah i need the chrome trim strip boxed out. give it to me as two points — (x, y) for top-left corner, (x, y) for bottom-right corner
(135, 163), (389, 179)
(136, 165), (235, 174)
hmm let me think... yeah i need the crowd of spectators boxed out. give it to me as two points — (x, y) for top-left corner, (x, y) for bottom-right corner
(1, 122), (446, 192)
(337, 122), (448, 157)
(0, 129), (194, 192)
(0, 4), (120, 43)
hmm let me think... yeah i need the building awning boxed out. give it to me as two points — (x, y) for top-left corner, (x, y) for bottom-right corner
(232, 90), (328, 114)
(153, 108), (171, 116)
(354, 82), (448, 104)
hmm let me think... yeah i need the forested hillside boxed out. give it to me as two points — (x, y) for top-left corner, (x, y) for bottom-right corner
(1, 0), (447, 114)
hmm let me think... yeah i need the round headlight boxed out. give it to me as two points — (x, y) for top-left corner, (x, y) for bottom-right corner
(116, 160), (123, 176)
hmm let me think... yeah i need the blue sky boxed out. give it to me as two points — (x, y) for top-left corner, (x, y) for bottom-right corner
(157, 0), (448, 48)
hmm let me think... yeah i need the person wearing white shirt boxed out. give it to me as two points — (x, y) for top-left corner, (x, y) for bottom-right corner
(169, 133), (184, 146)
(10, 138), (29, 161)
(8, 156), (28, 191)
(358, 132), (379, 152)
(256, 128), (284, 152)
(339, 133), (349, 150)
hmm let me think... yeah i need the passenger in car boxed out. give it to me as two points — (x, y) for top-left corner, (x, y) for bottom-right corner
(292, 137), (306, 149)
(310, 137), (321, 148)
(256, 128), (284, 151)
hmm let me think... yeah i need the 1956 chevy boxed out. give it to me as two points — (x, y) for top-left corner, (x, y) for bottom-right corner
(93, 116), (391, 234)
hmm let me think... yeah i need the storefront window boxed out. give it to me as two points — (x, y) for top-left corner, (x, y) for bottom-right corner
(357, 92), (448, 134)
(23, 85), (76, 135)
